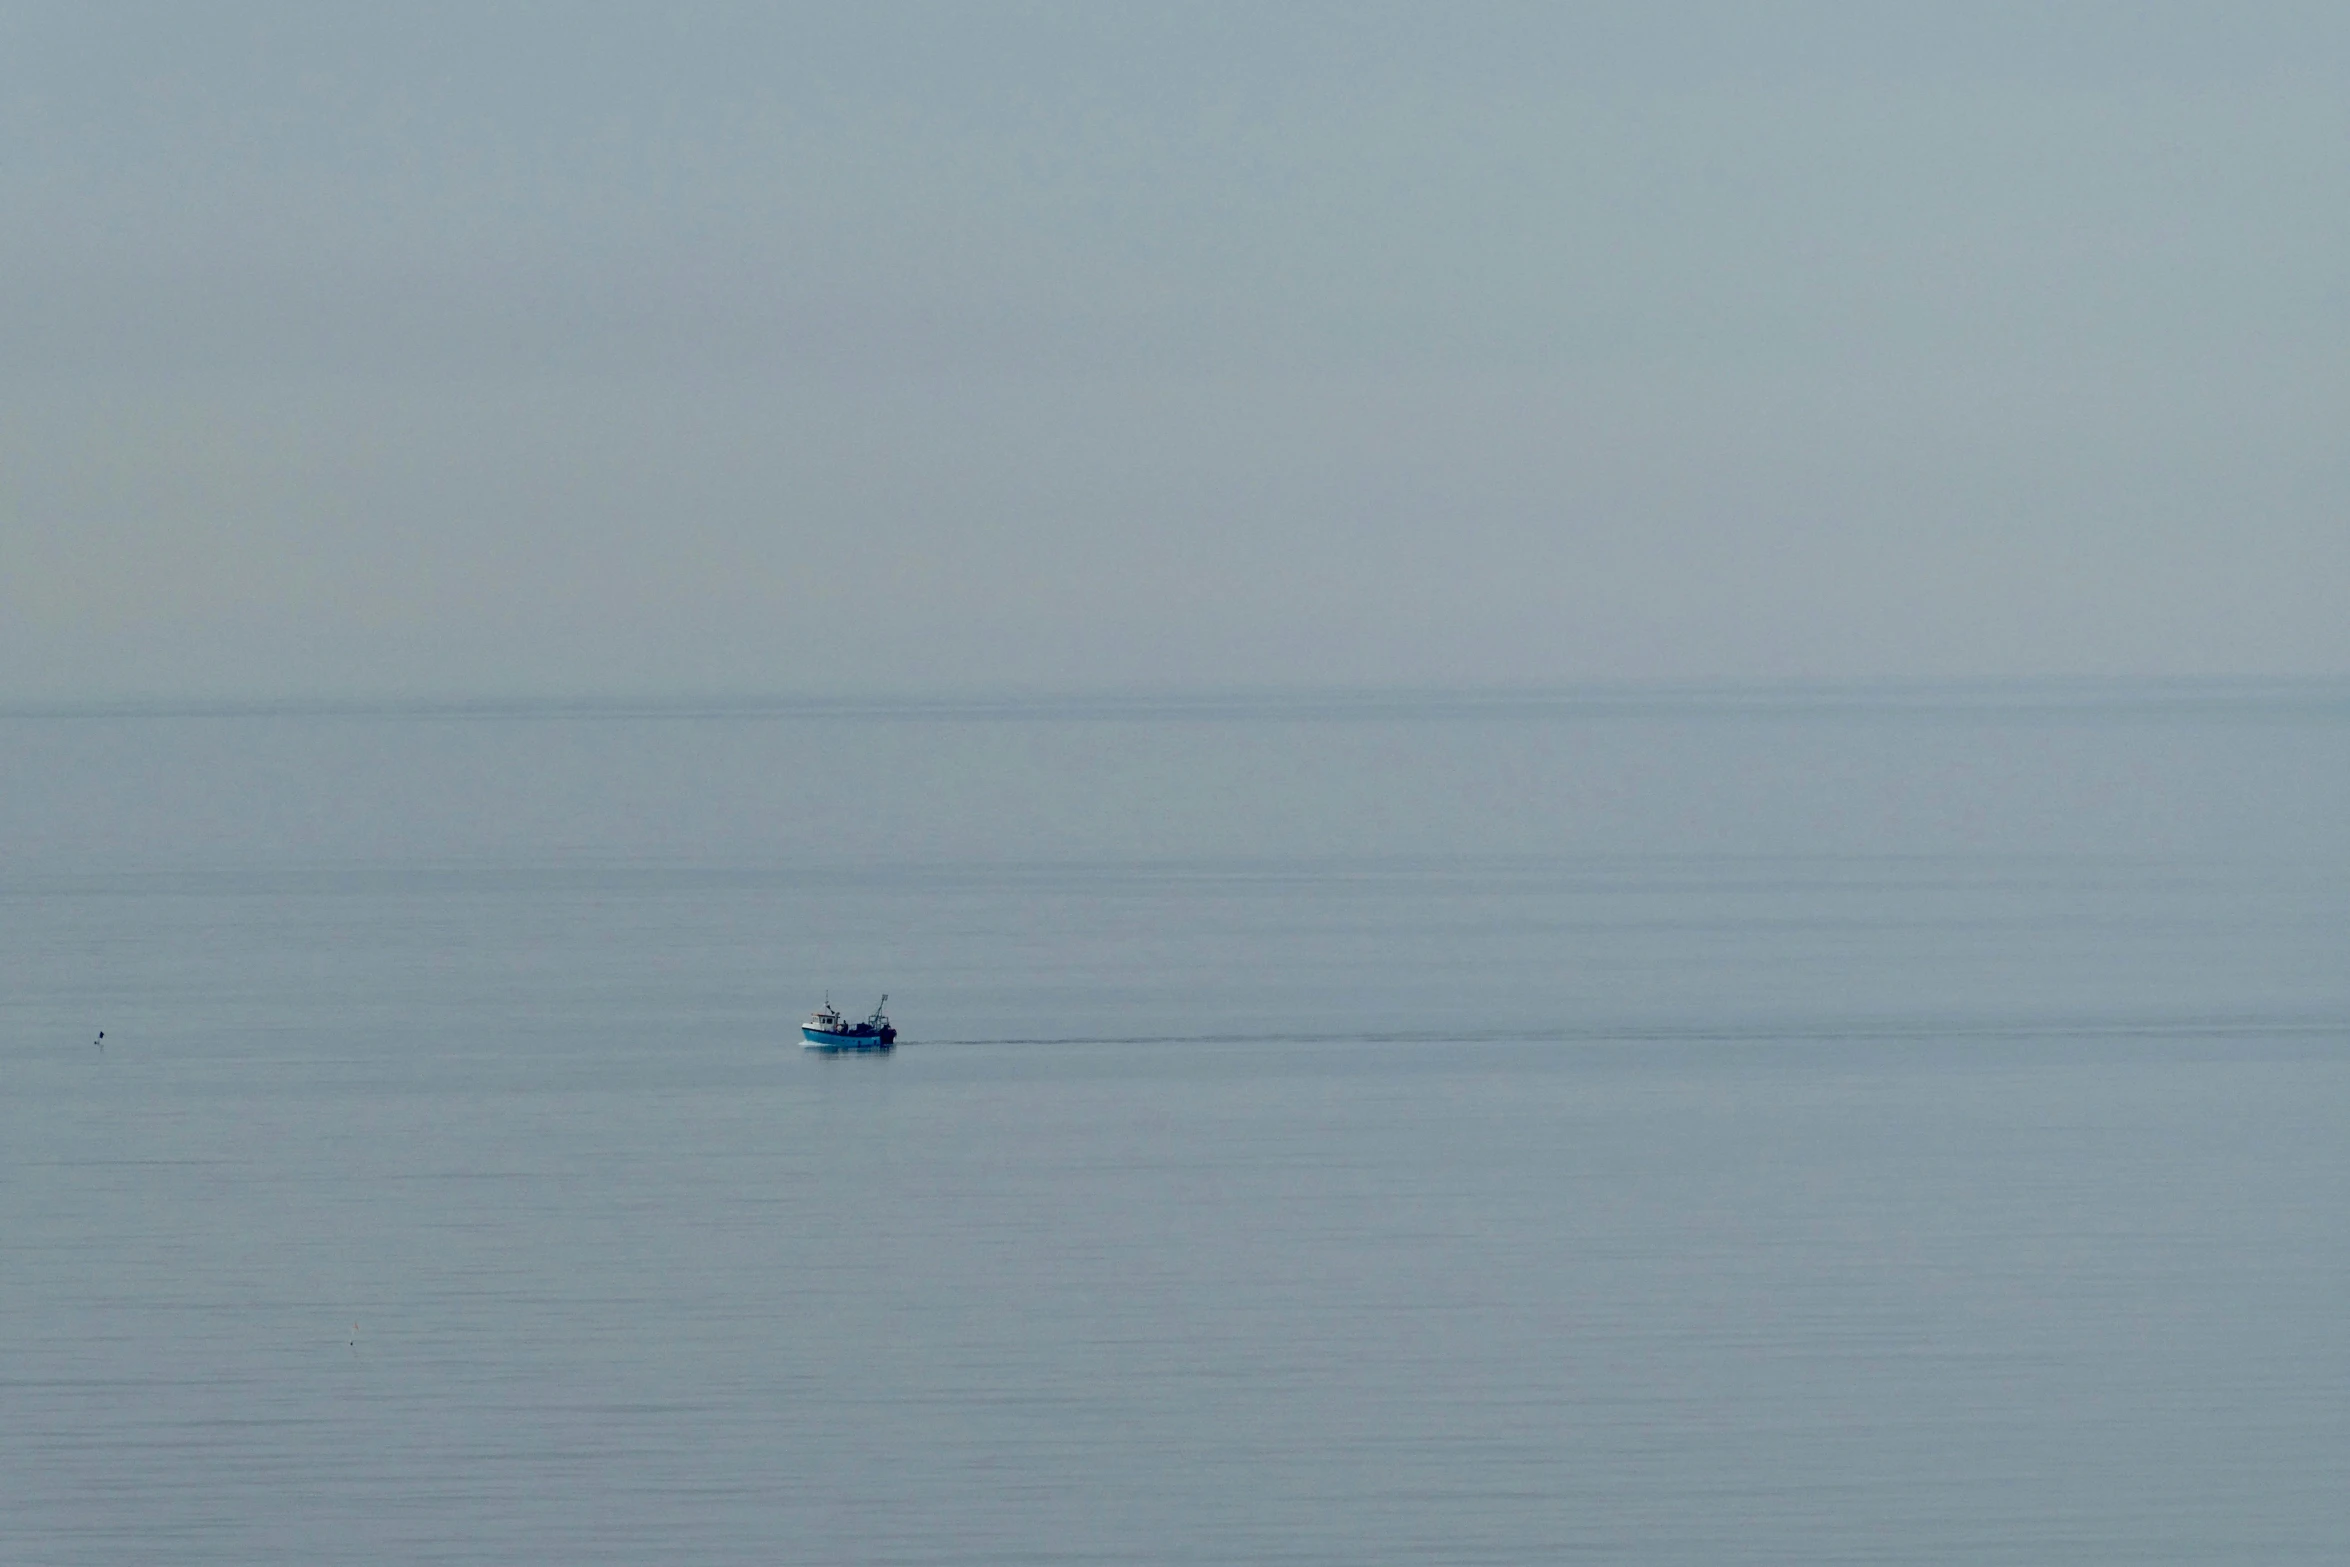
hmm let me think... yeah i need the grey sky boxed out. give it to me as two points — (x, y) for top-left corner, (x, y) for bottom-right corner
(4, 3), (2345, 698)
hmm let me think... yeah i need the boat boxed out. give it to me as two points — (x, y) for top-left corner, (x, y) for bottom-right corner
(802, 995), (897, 1052)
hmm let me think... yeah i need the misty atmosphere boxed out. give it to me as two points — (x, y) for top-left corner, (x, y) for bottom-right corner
(5, 3), (2346, 699)
(7, 8), (2348, 1566)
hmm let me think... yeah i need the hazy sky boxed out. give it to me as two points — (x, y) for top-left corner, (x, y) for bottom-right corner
(4, 3), (2345, 699)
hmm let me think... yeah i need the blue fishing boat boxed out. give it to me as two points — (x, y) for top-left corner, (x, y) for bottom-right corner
(802, 995), (897, 1052)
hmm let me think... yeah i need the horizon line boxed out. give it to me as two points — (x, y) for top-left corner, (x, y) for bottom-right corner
(6, 674), (2350, 723)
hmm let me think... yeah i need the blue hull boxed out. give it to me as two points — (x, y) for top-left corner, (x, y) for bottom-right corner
(802, 1027), (894, 1052)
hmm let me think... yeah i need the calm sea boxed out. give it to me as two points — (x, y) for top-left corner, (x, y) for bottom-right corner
(5, 687), (2347, 1564)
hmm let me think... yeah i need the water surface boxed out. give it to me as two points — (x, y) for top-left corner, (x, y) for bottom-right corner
(5, 687), (2346, 1563)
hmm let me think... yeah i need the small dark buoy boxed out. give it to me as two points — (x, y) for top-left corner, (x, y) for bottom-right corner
(93, 1031), (104, 1053)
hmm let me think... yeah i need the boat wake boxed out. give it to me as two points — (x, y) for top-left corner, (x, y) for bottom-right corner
(917, 1013), (2344, 1049)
